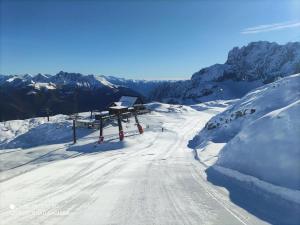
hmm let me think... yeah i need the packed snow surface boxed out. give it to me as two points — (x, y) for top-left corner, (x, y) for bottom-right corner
(0, 102), (272, 225)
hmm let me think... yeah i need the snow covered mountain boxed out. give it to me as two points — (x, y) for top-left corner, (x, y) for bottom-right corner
(190, 73), (300, 191)
(1, 71), (115, 90)
(0, 71), (171, 121)
(1, 41), (299, 121)
(0, 71), (142, 121)
(0, 71), (167, 96)
(151, 41), (300, 103)
(99, 75), (171, 97)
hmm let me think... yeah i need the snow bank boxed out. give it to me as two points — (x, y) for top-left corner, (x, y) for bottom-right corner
(0, 118), (47, 147)
(218, 100), (300, 190)
(196, 74), (300, 144)
(191, 74), (300, 191)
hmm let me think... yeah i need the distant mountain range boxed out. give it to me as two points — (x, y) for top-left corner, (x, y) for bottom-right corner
(100, 75), (172, 97)
(0, 72), (156, 121)
(1, 41), (299, 121)
(0, 71), (169, 96)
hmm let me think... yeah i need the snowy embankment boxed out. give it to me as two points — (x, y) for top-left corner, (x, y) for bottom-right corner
(190, 74), (300, 203)
(0, 115), (70, 149)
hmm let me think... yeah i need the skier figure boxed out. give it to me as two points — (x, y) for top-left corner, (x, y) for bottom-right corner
(162, 127), (164, 132)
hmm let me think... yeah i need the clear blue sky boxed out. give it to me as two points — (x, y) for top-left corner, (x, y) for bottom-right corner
(1, 0), (300, 79)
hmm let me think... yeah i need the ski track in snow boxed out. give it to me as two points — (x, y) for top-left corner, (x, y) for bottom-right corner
(0, 105), (268, 225)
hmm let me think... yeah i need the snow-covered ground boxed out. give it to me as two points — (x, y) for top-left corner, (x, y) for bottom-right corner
(190, 74), (300, 216)
(0, 85), (299, 225)
(1, 101), (274, 225)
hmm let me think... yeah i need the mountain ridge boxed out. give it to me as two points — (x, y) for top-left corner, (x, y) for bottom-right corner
(1, 41), (299, 120)
(0, 71), (144, 121)
(151, 41), (300, 103)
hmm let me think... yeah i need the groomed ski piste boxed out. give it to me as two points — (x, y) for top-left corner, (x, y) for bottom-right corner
(0, 75), (300, 225)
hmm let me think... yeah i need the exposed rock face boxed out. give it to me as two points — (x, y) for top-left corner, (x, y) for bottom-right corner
(151, 41), (300, 103)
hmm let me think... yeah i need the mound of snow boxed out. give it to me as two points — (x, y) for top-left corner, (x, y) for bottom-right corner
(0, 118), (47, 146)
(218, 100), (300, 190)
(191, 74), (300, 190)
(201, 74), (300, 144)
(0, 115), (70, 149)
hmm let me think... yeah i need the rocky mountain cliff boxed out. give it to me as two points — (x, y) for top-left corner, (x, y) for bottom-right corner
(150, 41), (300, 103)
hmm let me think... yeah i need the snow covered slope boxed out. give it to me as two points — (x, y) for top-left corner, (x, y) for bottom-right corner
(1, 102), (275, 225)
(190, 74), (300, 191)
(1, 101), (299, 224)
(151, 41), (300, 103)
(218, 100), (300, 190)
(0, 115), (73, 149)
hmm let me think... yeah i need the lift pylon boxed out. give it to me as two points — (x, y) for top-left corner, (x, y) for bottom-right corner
(117, 114), (124, 141)
(134, 113), (143, 134)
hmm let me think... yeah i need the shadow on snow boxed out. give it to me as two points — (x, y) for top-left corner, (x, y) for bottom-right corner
(205, 166), (300, 225)
(66, 132), (140, 154)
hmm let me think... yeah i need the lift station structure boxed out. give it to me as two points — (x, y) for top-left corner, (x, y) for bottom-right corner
(95, 96), (146, 143)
